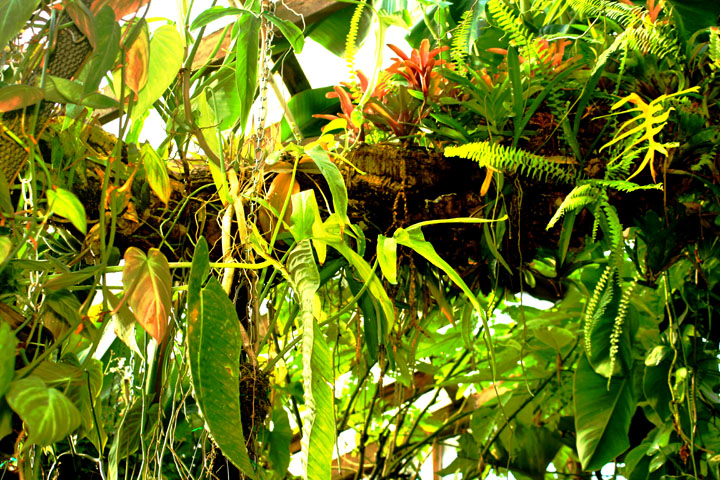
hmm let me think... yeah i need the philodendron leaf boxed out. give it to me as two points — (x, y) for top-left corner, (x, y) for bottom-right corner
(376, 235), (397, 284)
(131, 24), (184, 120)
(47, 187), (87, 234)
(574, 353), (635, 471)
(235, 13), (261, 135)
(288, 240), (334, 480)
(187, 277), (257, 478)
(0, 0), (42, 52)
(305, 145), (349, 225)
(6, 376), (81, 446)
(122, 247), (172, 344)
(0, 85), (43, 112)
(141, 143), (171, 204)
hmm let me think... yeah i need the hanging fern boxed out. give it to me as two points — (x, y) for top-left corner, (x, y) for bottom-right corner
(444, 142), (577, 184)
(567, 0), (644, 27)
(624, 24), (680, 60)
(487, 0), (535, 53)
(607, 278), (637, 387)
(710, 27), (720, 70)
(451, 8), (474, 71)
(584, 264), (614, 356)
(345, 0), (366, 77)
(590, 179), (663, 192)
(546, 183), (602, 230)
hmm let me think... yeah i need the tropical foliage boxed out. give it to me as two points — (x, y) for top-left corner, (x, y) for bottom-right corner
(0, 0), (718, 479)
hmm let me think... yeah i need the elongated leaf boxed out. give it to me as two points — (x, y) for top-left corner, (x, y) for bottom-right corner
(44, 75), (119, 109)
(288, 241), (334, 480)
(131, 24), (184, 120)
(507, 46), (524, 145)
(45, 265), (102, 291)
(91, 0), (149, 21)
(0, 323), (17, 398)
(65, 0), (96, 49)
(190, 5), (253, 30)
(305, 145), (348, 224)
(234, 13), (261, 135)
(0, 85), (43, 112)
(263, 12), (304, 53)
(6, 376), (81, 446)
(187, 277), (257, 478)
(84, 6), (120, 93)
(376, 235), (397, 284)
(124, 21), (150, 95)
(280, 87), (339, 141)
(122, 247), (172, 344)
(47, 187), (87, 234)
(0, 0), (42, 51)
(574, 354), (635, 471)
(141, 143), (171, 204)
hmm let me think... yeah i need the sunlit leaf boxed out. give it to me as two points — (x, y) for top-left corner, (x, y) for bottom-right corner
(376, 235), (397, 284)
(47, 187), (87, 234)
(187, 277), (258, 478)
(65, 0), (96, 49)
(44, 75), (119, 109)
(305, 145), (348, 224)
(0, 0), (42, 52)
(574, 354), (635, 471)
(122, 247), (172, 344)
(0, 236), (12, 264)
(91, 0), (149, 21)
(84, 6), (119, 93)
(6, 376), (81, 446)
(263, 12), (304, 53)
(190, 5), (253, 30)
(0, 85), (43, 112)
(235, 13), (261, 135)
(140, 143), (171, 204)
(124, 21), (150, 95)
(288, 240), (335, 480)
(131, 24), (184, 120)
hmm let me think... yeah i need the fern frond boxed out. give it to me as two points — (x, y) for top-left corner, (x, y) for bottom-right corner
(546, 183), (602, 230)
(599, 201), (624, 277)
(710, 27), (720, 70)
(624, 24), (679, 60)
(444, 142), (577, 183)
(607, 278), (636, 386)
(345, 1), (366, 77)
(584, 264), (614, 355)
(591, 179), (663, 192)
(487, 0), (535, 51)
(567, 0), (643, 27)
(451, 9), (474, 70)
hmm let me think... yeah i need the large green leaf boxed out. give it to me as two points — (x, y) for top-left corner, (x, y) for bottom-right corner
(574, 354), (635, 471)
(47, 187), (87, 234)
(140, 143), (172, 204)
(6, 376), (81, 446)
(234, 13), (261, 135)
(122, 247), (172, 344)
(187, 275), (257, 478)
(0, 0), (42, 52)
(288, 240), (334, 480)
(306, 4), (372, 56)
(280, 87), (340, 141)
(84, 5), (120, 94)
(131, 24), (184, 120)
(305, 145), (349, 224)
(0, 85), (43, 112)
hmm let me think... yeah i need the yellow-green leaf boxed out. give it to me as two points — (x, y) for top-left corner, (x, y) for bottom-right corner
(141, 143), (171, 204)
(47, 187), (87, 234)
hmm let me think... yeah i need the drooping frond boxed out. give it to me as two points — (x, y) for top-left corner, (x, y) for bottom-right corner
(444, 142), (577, 183)
(590, 179), (663, 192)
(567, 0), (644, 27)
(345, 1), (366, 76)
(451, 9), (474, 70)
(624, 24), (680, 60)
(598, 200), (624, 275)
(710, 27), (720, 70)
(546, 183), (602, 230)
(607, 278), (637, 386)
(584, 264), (614, 356)
(487, 0), (534, 51)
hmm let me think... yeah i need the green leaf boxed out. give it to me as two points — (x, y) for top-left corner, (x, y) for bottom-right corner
(306, 4), (372, 57)
(267, 407), (292, 474)
(234, 13), (261, 135)
(507, 46), (524, 146)
(280, 87), (340, 141)
(288, 241), (335, 480)
(194, 88), (221, 158)
(45, 265), (102, 292)
(377, 235), (397, 284)
(0, 0), (42, 53)
(534, 326), (575, 351)
(84, 6), (120, 94)
(190, 5), (253, 30)
(114, 398), (159, 458)
(0, 323), (17, 398)
(187, 277), (258, 478)
(140, 143), (171, 204)
(44, 75), (119, 109)
(290, 189), (321, 242)
(6, 376), (81, 446)
(346, 271), (381, 364)
(131, 24), (184, 120)
(122, 247), (172, 344)
(574, 354), (635, 471)
(263, 12), (304, 53)
(47, 187), (87, 234)
(305, 145), (349, 224)
(0, 85), (43, 112)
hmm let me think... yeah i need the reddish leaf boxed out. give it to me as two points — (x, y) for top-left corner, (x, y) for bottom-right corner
(64, 1), (96, 49)
(91, 0), (149, 21)
(0, 85), (44, 112)
(122, 247), (172, 344)
(124, 25), (150, 95)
